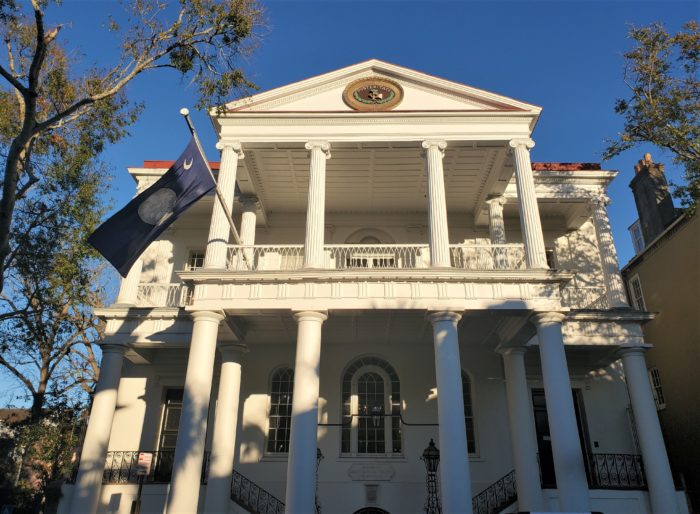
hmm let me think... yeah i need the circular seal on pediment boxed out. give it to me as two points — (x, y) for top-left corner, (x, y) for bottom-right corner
(138, 188), (177, 225)
(343, 77), (404, 111)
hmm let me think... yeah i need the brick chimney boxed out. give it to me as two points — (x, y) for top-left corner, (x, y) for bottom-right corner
(629, 153), (678, 245)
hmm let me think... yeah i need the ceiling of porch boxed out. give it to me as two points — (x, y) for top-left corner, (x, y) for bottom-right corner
(237, 141), (512, 215)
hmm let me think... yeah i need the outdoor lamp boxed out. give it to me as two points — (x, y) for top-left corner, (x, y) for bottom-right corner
(421, 438), (440, 473)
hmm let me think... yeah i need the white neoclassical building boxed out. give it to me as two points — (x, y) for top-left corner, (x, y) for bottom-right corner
(60, 60), (687, 514)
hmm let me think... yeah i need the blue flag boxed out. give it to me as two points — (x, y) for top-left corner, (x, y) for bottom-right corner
(89, 137), (216, 277)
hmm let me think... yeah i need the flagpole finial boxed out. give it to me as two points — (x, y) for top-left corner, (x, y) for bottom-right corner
(180, 108), (190, 116)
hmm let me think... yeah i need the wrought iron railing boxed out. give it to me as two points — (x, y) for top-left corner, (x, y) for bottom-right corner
(560, 285), (610, 310)
(450, 244), (526, 271)
(471, 469), (517, 514)
(98, 450), (209, 484)
(231, 469), (285, 514)
(586, 453), (647, 489)
(136, 283), (191, 307)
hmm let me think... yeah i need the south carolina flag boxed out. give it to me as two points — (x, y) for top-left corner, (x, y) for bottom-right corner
(88, 137), (215, 277)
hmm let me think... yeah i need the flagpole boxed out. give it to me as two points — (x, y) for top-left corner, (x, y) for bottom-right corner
(179, 108), (243, 247)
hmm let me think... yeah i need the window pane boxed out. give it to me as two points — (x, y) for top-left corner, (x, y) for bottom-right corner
(267, 368), (294, 453)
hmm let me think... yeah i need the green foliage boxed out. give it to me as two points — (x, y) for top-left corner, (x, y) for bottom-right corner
(0, 409), (82, 513)
(605, 21), (700, 210)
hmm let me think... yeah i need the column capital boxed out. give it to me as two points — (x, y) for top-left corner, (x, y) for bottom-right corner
(218, 342), (249, 362)
(509, 138), (535, 150)
(421, 140), (447, 154)
(99, 342), (128, 355)
(497, 344), (530, 357)
(191, 310), (225, 324)
(589, 192), (611, 207)
(305, 141), (331, 157)
(486, 195), (507, 207)
(617, 344), (652, 358)
(293, 310), (328, 323)
(531, 311), (566, 327)
(428, 310), (462, 324)
(216, 141), (245, 158)
(239, 195), (259, 210)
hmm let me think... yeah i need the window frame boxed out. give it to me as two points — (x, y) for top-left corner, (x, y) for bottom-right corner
(341, 356), (402, 457)
(461, 370), (479, 455)
(628, 274), (646, 311)
(265, 366), (295, 455)
(184, 249), (205, 271)
(648, 367), (666, 410)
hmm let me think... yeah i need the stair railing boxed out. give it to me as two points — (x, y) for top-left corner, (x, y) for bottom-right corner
(471, 469), (517, 514)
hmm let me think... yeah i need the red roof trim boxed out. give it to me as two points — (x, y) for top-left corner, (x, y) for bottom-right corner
(532, 162), (601, 171)
(142, 160), (221, 170)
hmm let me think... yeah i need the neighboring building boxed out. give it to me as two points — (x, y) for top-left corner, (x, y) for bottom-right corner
(622, 155), (700, 513)
(60, 61), (685, 514)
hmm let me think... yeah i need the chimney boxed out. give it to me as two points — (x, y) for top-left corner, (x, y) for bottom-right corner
(629, 153), (678, 245)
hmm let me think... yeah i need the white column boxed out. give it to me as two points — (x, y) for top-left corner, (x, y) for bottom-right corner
(204, 142), (244, 269)
(285, 310), (327, 514)
(510, 139), (548, 269)
(115, 259), (143, 306)
(303, 142), (330, 269)
(238, 195), (258, 270)
(428, 311), (472, 514)
(204, 343), (248, 514)
(70, 344), (126, 514)
(422, 141), (451, 267)
(533, 312), (590, 512)
(486, 195), (507, 244)
(620, 347), (679, 514)
(590, 194), (629, 308)
(166, 310), (224, 514)
(499, 346), (543, 511)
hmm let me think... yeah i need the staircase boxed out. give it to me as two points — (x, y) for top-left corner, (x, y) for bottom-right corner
(231, 469), (517, 514)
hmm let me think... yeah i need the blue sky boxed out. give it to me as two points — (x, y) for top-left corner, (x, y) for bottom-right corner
(51, 1), (699, 266)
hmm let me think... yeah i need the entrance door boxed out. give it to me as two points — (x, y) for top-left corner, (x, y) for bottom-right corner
(532, 389), (591, 488)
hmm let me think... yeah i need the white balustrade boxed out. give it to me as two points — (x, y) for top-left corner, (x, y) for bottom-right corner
(226, 245), (305, 271)
(325, 244), (430, 270)
(135, 283), (191, 307)
(449, 244), (526, 271)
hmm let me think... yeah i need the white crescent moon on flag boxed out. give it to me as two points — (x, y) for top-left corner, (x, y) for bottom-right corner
(183, 158), (193, 170)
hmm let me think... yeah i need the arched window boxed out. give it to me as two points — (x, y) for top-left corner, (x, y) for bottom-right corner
(342, 356), (401, 455)
(462, 371), (477, 454)
(267, 367), (294, 453)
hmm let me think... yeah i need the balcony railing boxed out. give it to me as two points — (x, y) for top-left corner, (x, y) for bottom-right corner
(449, 244), (526, 271)
(224, 243), (527, 272)
(136, 283), (191, 308)
(560, 285), (609, 310)
(586, 453), (647, 490)
(98, 450), (209, 484)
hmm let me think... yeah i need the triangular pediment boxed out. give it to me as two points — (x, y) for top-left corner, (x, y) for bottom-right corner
(224, 59), (541, 114)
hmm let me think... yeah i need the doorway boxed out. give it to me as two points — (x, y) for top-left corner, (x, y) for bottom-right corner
(532, 388), (591, 488)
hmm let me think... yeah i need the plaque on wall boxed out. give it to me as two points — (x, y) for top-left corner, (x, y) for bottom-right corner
(343, 77), (404, 111)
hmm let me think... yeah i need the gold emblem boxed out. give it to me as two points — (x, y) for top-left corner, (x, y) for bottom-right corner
(343, 77), (403, 111)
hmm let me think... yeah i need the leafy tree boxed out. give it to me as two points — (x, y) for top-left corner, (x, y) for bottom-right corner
(0, 0), (264, 293)
(604, 21), (699, 209)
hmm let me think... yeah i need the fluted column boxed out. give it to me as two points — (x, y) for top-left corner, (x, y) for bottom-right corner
(204, 142), (244, 269)
(499, 346), (543, 511)
(590, 194), (629, 308)
(422, 141), (451, 267)
(285, 311), (327, 514)
(533, 312), (590, 512)
(510, 139), (548, 269)
(303, 142), (330, 269)
(204, 343), (248, 514)
(115, 259), (143, 306)
(619, 347), (679, 514)
(70, 343), (126, 513)
(429, 311), (472, 514)
(486, 195), (507, 244)
(166, 310), (224, 514)
(238, 195), (258, 270)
